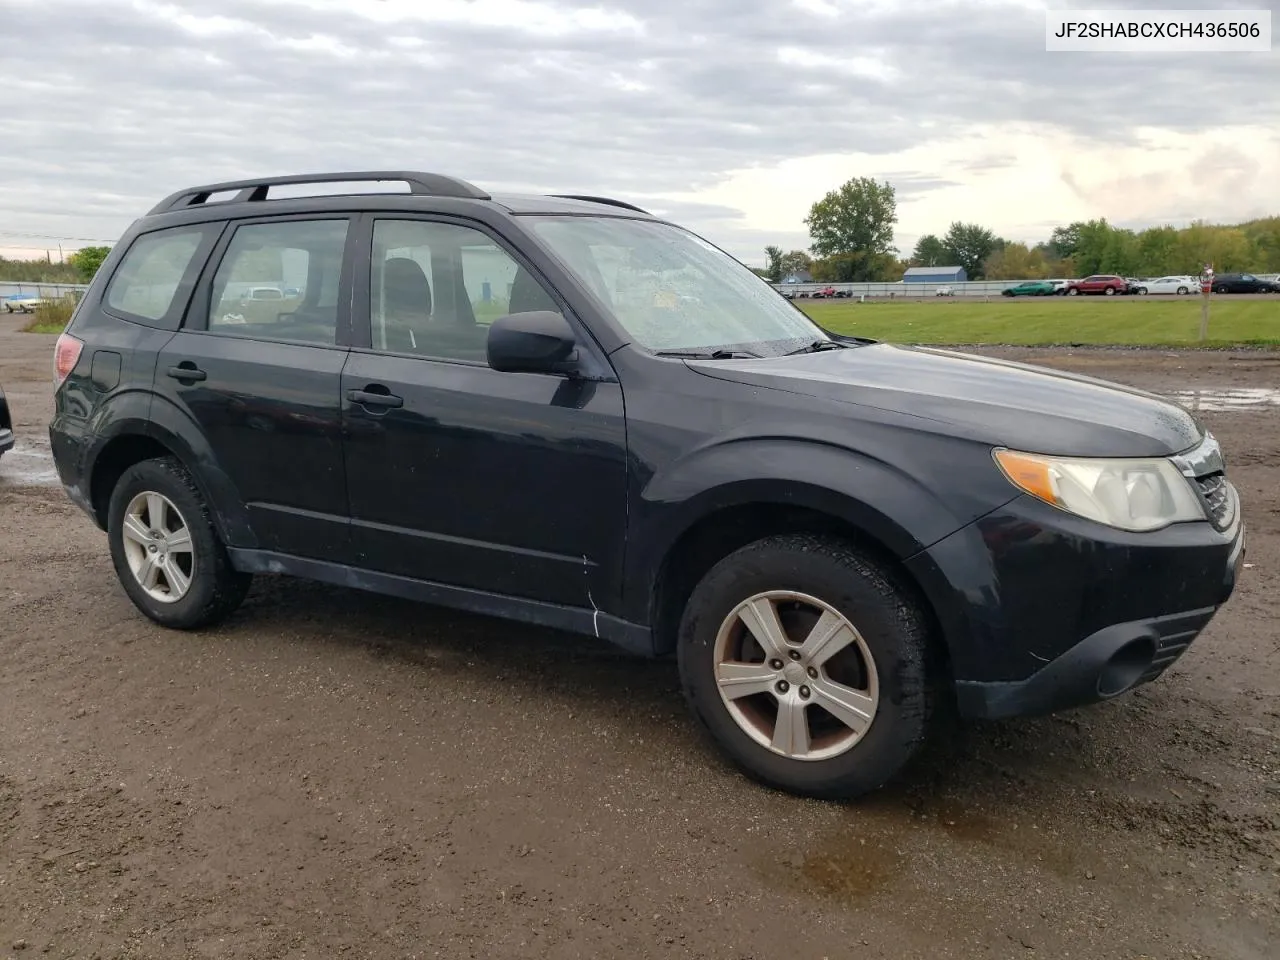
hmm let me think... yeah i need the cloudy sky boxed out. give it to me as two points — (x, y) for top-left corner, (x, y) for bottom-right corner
(0, 0), (1275, 265)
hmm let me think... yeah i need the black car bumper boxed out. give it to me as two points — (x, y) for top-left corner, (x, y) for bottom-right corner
(0, 390), (13, 456)
(908, 490), (1245, 720)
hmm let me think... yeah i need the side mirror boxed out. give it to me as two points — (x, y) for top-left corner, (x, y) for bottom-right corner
(487, 310), (578, 375)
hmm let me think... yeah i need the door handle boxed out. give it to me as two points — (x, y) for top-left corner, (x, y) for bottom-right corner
(167, 365), (206, 381)
(347, 388), (403, 409)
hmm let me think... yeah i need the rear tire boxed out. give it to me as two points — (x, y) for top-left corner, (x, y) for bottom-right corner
(107, 456), (252, 629)
(1067, 288), (1079, 296)
(677, 534), (937, 800)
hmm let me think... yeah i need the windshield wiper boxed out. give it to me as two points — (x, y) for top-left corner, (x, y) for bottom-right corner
(784, 339), (847, 355)
(654, 348), (762, 359)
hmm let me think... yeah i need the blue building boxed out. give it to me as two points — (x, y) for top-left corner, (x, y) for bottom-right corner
(902, 265), (967, 283)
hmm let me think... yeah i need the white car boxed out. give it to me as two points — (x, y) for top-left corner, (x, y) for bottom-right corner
(3, 294), (47, 313)
(1133, 276), (1198, 296)
(935, 285), (955, 297)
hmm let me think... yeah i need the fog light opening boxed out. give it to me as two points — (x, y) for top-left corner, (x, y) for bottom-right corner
(1097, 638), (1157, 698)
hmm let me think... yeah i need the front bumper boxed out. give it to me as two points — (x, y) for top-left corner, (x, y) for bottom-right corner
(907, 487), (1245, 720)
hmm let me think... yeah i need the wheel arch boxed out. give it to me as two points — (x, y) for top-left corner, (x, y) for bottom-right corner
(85, 398), (256, 547)
(643, 486), (951, 668)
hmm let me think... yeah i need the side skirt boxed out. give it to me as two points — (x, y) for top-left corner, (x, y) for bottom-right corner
(227, 548), (656, 657)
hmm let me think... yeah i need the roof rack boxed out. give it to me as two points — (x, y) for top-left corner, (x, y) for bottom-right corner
(147, 171), (491, 215)
(550, 194), (651, 215)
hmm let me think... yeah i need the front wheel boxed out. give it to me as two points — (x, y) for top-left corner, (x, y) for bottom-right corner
(1177, 287), (1189, 295)
(107, 456), (252, 629)
(677, 535), (937, 800)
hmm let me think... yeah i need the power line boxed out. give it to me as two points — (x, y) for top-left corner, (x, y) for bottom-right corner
(0, 232), (116, 243)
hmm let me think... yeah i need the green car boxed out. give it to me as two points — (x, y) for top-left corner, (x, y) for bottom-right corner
(1001, 281), (1055, 297)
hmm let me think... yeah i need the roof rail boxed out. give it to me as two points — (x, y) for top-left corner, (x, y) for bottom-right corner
(147, 171), (491, 215)
(550, 194), (651, 215)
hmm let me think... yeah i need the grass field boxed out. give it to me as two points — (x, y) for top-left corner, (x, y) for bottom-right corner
(798, 297), (1280, 348)
(15, 293), (1280, 348)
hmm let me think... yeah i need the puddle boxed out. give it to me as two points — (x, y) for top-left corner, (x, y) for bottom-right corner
(752, 796), (1086, 908)
(0, 434), (58, 486)
(1167, 387), (1280, 412)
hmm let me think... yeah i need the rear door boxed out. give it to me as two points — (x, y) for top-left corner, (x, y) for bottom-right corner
(152, 216), (355, 560)
(340, 214), (629, 610)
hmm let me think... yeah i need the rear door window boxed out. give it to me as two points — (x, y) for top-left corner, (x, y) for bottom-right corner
(207, 219), (350, 346)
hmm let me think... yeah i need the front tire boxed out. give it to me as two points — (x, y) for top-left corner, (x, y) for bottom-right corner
(107, 456), (252, 629)
(677, 534), (937, 800)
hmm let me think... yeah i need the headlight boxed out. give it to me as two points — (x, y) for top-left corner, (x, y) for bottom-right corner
(993, 449), (1207, 532)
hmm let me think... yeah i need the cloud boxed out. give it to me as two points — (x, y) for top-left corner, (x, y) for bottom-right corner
(0, 0), (1274, 263)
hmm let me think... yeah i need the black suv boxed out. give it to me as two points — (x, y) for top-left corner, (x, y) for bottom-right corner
(49, 172), (1245, 799)
(1211, 273), (1280, 294)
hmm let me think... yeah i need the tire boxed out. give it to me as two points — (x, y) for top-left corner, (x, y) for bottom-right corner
(1216, 285), (1229, 295)
(1066, 287), (1079, 296)
(1104, 287), (1116, 295)
(1136, 288), (1147, 295)
(106, 456), (252, 629)
(677, 534), (937, 800)
(1177, 287), (1188, 295)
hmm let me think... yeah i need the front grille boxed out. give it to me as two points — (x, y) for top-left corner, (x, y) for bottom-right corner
(1195, 472), (1234, 529)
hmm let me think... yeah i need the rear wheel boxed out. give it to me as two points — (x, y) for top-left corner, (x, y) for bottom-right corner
(1216, 285), (1229, 294)
(678, 534), (937, 799)
(1177, 286), (1189, 295)
(1067, 288), (1079, 296)
(107, 456), (252, 629)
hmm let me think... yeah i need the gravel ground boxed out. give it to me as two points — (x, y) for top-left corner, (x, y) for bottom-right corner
(1, 319), (1277, 959)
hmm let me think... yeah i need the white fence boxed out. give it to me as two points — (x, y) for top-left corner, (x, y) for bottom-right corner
(772, 280), (1057, 298)
(771, 275), (1280, 299)
(1, 281), (90, 299)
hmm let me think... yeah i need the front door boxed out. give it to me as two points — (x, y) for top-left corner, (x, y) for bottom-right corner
(340, 216), (628, 610)
(153, 216), (354, 560)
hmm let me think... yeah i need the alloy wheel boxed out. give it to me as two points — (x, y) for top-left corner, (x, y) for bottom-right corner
(120, 491), (196, 603)
(713, 591), (879, 761)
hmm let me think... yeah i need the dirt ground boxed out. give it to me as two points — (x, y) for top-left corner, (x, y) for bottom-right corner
(1, 318), (1277, 959)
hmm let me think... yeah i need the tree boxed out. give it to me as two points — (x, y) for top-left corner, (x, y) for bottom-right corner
(910, 234), (948, 267)
(67, 245), (112, 282)
(777, 250), (813, 278)
(804, 177), (897, 281)
(1049, 223), (1083, 260)
(942, 222), (998, 280)
(763, 245), (783, 282)
(982, 242), (1050, 280)
(811, 251), (901, 283)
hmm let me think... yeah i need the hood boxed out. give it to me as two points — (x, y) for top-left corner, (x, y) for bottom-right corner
(687, 343), (1201, 458)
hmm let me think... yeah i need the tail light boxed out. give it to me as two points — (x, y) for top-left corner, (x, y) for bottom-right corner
(54, 333), (83, 386)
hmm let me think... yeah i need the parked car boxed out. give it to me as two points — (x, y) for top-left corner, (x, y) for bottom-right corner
(1001, 281), (1055, 297)
(1210, 273), (1280, 294)
(1065, 275), (1128, 296)
(3, 293), (46, 313)
(0, 380), (12, 459)
(934, 285), (955, 297)
(1133, 277), (1199, 296)
(48, 170), (1246, 800)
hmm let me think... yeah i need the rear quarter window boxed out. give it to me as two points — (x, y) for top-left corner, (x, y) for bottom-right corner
(103, 225), (219, 328)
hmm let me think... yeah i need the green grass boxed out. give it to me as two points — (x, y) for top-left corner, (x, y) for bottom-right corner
(798, 298), (1280, 348)
(18, 297), (75, 334)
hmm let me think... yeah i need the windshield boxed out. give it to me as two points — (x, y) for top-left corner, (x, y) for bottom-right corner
(526, 216), (826, 356)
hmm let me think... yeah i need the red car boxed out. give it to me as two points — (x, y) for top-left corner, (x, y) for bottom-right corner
(1065, 275), (1128, 296)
